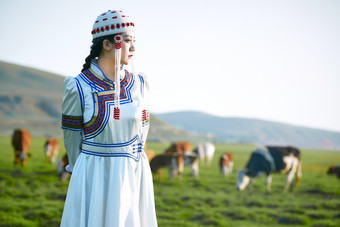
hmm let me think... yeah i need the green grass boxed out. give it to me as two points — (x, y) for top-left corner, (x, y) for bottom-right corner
(0, 137), (340, 226)
(0, 137), (68, 227)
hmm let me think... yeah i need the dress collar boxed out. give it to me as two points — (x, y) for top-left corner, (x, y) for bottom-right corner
(90, 60), (125, 83)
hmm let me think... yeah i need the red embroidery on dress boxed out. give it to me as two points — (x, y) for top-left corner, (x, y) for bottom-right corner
(82, 69), (111, 90)
(142, 110), (147, 122)
(62, 114), (83, 129)
(82, 69), (132, 91)
(142, 110), (150, 125)
(83, 70), (132, 135)
(114, 107), (120, 120)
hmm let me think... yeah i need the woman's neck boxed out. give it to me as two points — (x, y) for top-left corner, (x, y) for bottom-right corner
(97, 58), (117, 81)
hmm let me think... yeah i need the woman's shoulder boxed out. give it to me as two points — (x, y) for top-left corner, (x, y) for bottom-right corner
(63, 76), (77, 89)
(63, 75), (86, 96)
(136, 72), (149, 86)
(63, 73), (90, 90)
(137, 72), (148, 80)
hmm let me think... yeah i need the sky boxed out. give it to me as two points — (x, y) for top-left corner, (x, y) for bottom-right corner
(0, 0), (339, 132)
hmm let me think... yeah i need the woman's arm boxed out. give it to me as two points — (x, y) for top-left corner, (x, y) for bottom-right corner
(61, 77), (84, 173)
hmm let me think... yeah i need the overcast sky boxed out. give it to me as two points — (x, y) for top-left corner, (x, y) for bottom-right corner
(1, 0), (339, 132)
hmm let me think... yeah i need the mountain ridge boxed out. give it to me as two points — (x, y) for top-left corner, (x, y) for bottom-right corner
(156, 111), (340, 149)
(156, 110), (340, 133)
(1, 60), (339, 149)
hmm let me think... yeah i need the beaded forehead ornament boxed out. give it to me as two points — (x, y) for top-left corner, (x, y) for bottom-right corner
(92, 10), (135, 120)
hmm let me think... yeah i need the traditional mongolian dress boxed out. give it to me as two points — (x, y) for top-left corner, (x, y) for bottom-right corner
(60, 61), (157, 227)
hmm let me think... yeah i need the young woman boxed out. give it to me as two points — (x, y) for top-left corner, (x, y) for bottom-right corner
(60, 10), (158, 227)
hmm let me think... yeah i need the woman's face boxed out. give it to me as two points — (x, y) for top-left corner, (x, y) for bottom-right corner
(120, 31), (135, 65)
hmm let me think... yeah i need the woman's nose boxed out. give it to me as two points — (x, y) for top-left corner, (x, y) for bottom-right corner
(130, 43), (135, 52)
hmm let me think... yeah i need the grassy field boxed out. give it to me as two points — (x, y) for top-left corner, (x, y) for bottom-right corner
(0, 137), (339, 227)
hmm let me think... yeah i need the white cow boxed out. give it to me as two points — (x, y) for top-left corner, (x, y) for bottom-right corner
(193, 142), (215, 166)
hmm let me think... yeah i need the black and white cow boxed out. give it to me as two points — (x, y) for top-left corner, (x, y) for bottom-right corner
(327, 165), (340, 179)
(236, 146), (302, 193)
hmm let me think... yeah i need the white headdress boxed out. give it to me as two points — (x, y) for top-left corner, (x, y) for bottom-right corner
(92, 10), (135, 120)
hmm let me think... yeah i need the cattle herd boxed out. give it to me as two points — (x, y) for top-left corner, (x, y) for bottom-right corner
(11, 128), (340, 192)
(147, 142), (305, 193)
(11, 128), (70, 181)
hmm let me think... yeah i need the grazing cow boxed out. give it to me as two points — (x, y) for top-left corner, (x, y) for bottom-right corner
(236, 146), (302, 193)
(150, 154), (184, 180)
(193, 142), (215, 166)
(44, 138), (59, 164)
(11, 128), (32, 167)
(220, 152), (234, 176)
(163, 141), (193, 155)
(163, 141), (199, 178)
(327, 165), (340, 179)
(145, 149), (156, 163)
(184, 153), (199, 178)
(57, 153), (70, 181)
(143, 141), (156, 162)
(150, 153), (199, 180)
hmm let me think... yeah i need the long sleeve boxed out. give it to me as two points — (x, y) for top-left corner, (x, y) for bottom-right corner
(61, 76), (84, 173)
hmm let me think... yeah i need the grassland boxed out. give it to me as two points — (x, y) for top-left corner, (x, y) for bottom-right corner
(0, 137), (339, 227)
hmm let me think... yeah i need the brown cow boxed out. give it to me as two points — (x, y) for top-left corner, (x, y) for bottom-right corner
(57, 153), (70, 181)
(159, 141), (199, 179)
(163, 141), (193, 155)
(219, 152), (234, 176)
(44, 138), (59, 164)
(143, 141), (156, 162)
(12, 128), (32, 167)
(145, 149), (156, 163)
(327, 165), (340, 179)
(150, 154), (185, 180)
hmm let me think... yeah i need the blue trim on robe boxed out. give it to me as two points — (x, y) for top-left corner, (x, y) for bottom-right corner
(75, 77), (85, 113)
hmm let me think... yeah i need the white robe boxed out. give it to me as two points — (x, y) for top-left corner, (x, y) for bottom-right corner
(60, 61), (157, 227)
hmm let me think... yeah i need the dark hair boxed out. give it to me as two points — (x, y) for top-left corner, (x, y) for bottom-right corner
(81, 34), (117, 72)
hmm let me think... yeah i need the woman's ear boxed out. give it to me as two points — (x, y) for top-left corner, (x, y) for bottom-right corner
(102, 40), (112, 51)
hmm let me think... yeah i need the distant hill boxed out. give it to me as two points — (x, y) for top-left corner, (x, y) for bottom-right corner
(157, 111), (340, 150)
(2, 61), (339, 149)
(0, 61), (190, 140)
(0, 61), (65, 137)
